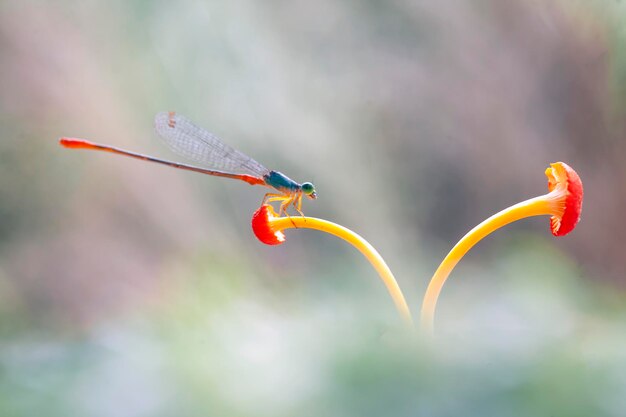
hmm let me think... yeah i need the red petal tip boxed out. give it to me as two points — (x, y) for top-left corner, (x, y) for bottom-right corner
(546, 162), (583, 237)
(252, 205), (286, 245)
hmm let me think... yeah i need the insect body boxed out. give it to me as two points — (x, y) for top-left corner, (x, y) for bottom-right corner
(60, 112), (317, 216)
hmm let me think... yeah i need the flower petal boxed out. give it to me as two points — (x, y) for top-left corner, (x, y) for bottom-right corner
(546, 162), (583, 236)
(251, 205), (286, 245)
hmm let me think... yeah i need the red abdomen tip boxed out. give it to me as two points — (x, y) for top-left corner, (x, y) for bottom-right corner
(59, 137), (94, 149)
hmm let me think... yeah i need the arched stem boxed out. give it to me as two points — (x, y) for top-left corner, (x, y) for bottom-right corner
(272, 217), (413, 327)
(420, 194), (557, 335)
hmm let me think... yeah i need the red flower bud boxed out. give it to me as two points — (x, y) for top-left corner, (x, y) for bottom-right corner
(546, 162), (583, 237)
(251, 205), (286, 245)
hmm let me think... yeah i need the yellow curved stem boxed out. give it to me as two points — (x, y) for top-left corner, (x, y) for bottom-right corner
(420, 194), (558, 335)
(272, 216), (413, 327)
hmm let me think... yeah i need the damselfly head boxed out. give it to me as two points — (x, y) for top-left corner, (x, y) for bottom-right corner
(302, 182), (317, 199)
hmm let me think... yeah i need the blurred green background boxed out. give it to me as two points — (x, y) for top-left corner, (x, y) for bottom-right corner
(1, 0), (626, 416)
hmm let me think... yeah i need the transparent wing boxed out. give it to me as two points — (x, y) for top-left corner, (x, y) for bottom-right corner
(154, 112), (269, 178)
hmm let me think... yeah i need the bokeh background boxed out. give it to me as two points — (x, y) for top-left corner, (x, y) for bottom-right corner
(1, 0), (626, 416)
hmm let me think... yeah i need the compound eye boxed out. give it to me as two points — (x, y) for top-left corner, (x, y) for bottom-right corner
(302, 182), (315, 195)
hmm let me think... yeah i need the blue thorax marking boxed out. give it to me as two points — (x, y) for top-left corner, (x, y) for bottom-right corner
(264, 170), (301, 193)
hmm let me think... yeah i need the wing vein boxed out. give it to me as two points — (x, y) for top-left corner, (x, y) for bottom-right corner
(154, 112), (269, 178)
